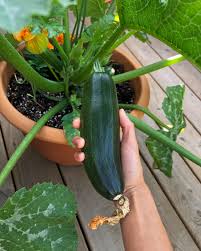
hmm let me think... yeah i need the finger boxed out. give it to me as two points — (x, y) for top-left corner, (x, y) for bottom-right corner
(119, 109), (136, 141)
(72, 136), (85, 149)
(74, 151), (85, 162)
(119, 108), (134, 129)
(72, 118), (81, 129)
(120, 127), (123, 142)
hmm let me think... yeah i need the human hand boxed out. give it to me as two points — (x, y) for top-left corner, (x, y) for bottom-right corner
(72, 109), (145, 193)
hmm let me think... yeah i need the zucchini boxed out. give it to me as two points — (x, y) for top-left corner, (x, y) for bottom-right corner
(80, 71), (123, 200)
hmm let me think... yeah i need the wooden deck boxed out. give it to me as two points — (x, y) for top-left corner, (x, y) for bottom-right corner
(1, 36), (201, 251)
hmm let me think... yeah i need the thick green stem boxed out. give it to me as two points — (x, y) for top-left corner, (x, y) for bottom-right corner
(106, 0), (116, 14)
(128, 114), (201, 167)
(64, 9), (71, 55)
(71, 8), (79, 46)
(47, 63), (60, 81)
(0, 34), (64, 93)
(65, 76), (69, 97)
(72, 25), (123, 82)
(119, 104), (169, 129)
(52, 37), (68, 63)
(0, 99), (68, 186)
(109, 30), (136, 52)
(40, 50), (63, 72)
(113, 55), (185, 84)
(79, 0), (88, 37)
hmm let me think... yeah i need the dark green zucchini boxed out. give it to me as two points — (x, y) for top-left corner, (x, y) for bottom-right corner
(81, 71), (124, 200)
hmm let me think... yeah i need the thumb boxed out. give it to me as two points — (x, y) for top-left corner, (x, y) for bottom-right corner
(119, 109), (136, 144)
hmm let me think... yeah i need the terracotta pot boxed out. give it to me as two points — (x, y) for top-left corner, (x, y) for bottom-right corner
(0, 47), (150, 166)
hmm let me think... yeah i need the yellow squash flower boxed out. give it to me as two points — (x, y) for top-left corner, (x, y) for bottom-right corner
(13, 27), (49, 54)
(26, 33), (49, 54)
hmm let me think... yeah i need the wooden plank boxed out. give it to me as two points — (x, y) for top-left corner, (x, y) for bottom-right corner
(119, 43), (201, 182)
(60, 159), (199, 251)
(0, 121), (15, 205)
(122, 68), (201, 247)
(125, 36), (201, 135)
(0, 115), (88, 251)
(118, 44), (201, 247)
(148, 36), (201, 99)
(137, 121), (201, 248)
(61, 166), (124, 251)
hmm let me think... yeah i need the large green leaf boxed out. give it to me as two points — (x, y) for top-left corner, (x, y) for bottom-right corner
(0, 183), (77, 251)
(0, 0), (77, 32)
(0, 0), (51, 32)
(146, 85), (186, 176)
(86, 0), (108, 19)
(117, 0), (201, 70)
(74, 0), (108, 20)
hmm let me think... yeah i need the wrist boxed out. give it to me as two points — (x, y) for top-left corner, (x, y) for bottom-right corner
(123, 181), (149, 199)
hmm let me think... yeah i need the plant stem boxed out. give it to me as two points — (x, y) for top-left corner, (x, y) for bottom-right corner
(71, 8), (79, 46)
(72, 25), (123, 82)
(94, 25), (124, 62)
(79, 0), (88, 37)
(0, 34), (64, 93)
(65, 76), (69, 97)
(0, 99), (68, 186)
(109, 30), (136, 52)
(75, 0), (84, 41)
(47, 63), (60, 81)
(40, 50), (63, 72)
(113, 55), (185, 84)
(128, 114), (201, 167)
(52, 37), (68, 63)
(119, 104), (169, 129)
(64, 9), (71, 55)
(107, 0), (116, 14)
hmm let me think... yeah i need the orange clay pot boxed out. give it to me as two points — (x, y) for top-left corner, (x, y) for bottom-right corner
(0, 47), (150, 166)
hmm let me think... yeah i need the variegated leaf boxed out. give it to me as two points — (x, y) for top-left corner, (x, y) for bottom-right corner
(0, 183), (77, 251)
(146, 85), (186, 176)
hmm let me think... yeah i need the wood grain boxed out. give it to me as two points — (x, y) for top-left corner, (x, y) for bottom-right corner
(118, 46), (201, 247)
(148, 36), (201, 99)
(60, 160), (199, 251)
(0, 124), (15, 205)
(119, 44), (201, 182)
(1, 31), (201, 250)
(125, 36), (201, 135)
(0, 115), (89, 251)
(119, 44), (201, 248)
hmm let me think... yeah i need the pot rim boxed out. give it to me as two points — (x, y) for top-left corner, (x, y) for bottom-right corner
(0, 47), (150, 145)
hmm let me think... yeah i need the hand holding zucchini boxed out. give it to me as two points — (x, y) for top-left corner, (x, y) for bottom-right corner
(81, 66), (130, 229)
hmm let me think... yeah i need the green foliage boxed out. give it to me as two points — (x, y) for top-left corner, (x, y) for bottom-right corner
(134, 31), (149, 43)
(69, 39), (86, 69)
(146, 85), (186, 176)
(62, 95), (81, 146)
(73, 0), (110, 20)
(0, 0), (51, 32)
(0, 0), (77, 33)
(0, 183), (77, 251)
(86, 0), (108, 19)
(62, 110), (80, 147)
(162, 85), (186, 135)
(146, 130), (174, 177)
(117, 0), (201, 70)
(31, 3), (65, 38)
(80, 15), (118, 65)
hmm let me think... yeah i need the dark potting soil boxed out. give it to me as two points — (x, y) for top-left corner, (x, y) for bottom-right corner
(7, 63), (135, 129)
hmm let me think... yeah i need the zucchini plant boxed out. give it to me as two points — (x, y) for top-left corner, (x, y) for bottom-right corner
(0, 0), (201, 249)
